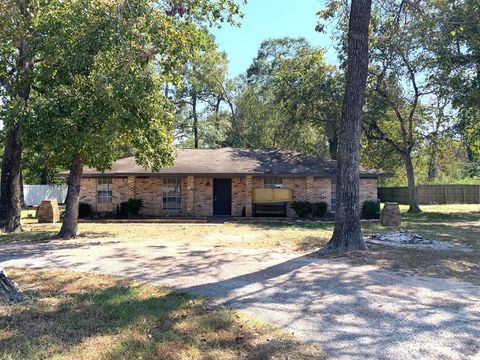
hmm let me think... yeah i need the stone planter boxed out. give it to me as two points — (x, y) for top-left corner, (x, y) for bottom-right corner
(38, 199), (60, 223)
(381, 202), (401, 227)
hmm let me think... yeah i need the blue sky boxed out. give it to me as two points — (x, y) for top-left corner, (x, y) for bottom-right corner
(210, 0), (337, 77)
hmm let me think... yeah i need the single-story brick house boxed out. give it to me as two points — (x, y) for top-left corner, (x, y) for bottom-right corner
(69, 148), (389, 218)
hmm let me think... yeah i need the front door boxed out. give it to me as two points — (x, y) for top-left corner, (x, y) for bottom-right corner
(213, 178), (232, 216)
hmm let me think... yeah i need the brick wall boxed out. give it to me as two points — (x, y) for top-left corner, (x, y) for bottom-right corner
(180, 177), (188, 215)
(135, 177), (161, 216)
(306, 177), (331, 204)
(79, 177), (129, 213)
(252, 177), (263, 188)
(79, 178), (96, 210)
(313, 177), (332, 206)
(135, 177), (191, 216)
(247, 176), (333, 217)
(79, 175), (378, 218)
(283, 178), (306, 216)
(360, 178), (378, 205)
(185, 176), (194, 215)
(112, 177), (129, 212)
(194, 177), (213, 217)
(232, 177), (246, 216)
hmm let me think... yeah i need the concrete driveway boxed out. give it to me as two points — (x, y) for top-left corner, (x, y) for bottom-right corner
(1, 238), (479, 360)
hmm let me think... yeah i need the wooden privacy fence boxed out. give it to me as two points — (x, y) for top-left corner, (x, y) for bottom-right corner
(378, 185), (480, 204)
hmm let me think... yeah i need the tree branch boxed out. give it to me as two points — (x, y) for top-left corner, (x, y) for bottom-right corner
(363, 121), (406, 155)
(400, 51), (421, 151)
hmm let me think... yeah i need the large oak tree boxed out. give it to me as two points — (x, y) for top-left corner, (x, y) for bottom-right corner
(21, 0), (241, 239)
(327, 0), (372, 251)
(0, 0), (41, 233)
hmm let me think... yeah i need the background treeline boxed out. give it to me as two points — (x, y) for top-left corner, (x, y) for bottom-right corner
(2, 0), (480, 191)
(171, 14), (480, 191)
(0, 0), (243, 236)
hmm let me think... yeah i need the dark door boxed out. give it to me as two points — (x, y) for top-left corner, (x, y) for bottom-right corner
(213, 178), (232, 216)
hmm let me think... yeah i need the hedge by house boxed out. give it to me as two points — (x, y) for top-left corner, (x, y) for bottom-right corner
(362, 200), (380, 219)
(290, 201), (329, 218)
(119, 198), (144, 217)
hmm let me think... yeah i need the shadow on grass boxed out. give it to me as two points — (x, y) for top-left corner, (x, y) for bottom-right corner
(0, 269), (322, 360)
(0, 231), (57, 243)
(181, 249), (480, 360)
(0, 230), (115, 244)
(295, 236), (331, 252)
(300, 210), (480, 285)
(249, 220), (334, 231)
(401, 210), (480, 223)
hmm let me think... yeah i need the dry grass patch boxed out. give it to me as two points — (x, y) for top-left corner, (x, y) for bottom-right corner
(0, 268), (325, 360)
(316, 204), (480, 284)
(13, 215), (336, 251)
(6, 204), (480, 285)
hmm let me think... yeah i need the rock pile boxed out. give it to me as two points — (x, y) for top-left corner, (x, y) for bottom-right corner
(364, 230), (473, 251)
(366, 230), (433, 245)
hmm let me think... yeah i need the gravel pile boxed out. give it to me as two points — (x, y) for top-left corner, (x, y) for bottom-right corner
(367, 230), (433, 245)
(364, 230), (472, 251)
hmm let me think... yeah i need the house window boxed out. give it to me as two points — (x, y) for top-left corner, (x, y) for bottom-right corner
(97, 178), (113, 204)
(264, 177), (284, 189)
(163, 177), (182, 213)
(331, 178), (337, 212)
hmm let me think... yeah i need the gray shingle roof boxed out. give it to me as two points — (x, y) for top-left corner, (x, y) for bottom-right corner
(63, 147), (390, 178)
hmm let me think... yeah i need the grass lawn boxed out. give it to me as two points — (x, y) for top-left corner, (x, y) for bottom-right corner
(0, 268), (324, 360)
(3, 204), (480, 284)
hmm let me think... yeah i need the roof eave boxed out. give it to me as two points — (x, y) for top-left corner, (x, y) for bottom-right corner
(58, 171), (391, 178)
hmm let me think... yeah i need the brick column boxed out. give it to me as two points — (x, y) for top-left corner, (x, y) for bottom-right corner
(186, 175), (194, 215)
(127, 176), (136, 199)
(245, 175), (253, 217)
(306, 176), (314, 202)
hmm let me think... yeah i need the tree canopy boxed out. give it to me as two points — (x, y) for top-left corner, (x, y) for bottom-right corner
(0, 0), (242, 236)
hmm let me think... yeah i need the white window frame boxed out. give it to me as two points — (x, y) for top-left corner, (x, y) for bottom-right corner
(97, 178), (113, 204)
(263, 177), (284, 189)
(162, 177), (182, 213)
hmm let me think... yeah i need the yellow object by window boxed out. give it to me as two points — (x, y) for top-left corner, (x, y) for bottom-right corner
(253, 188), (292, 203)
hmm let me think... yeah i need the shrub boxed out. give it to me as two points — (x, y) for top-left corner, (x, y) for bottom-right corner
(120, 198), (144, 216)
(290, 201), (314, 218)
(313, 202), (328, 217)
(362, 200), (380, 219)
(127, 198), (143, 215)
(119, 202), (129, 217)
(78, 202), (92, 218)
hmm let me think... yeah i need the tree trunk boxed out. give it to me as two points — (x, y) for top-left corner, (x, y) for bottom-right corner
(328, 136), (338, 160)
(403, 153), (422, 213)
(465, 142), (475, 162)
(227, 100), (242, 146)
(19, 169), (26, 208)
(40, 168), (49, 185)
(427, 148), (437, 182)
(57, 153), (84, 239)
(327, 0), (372, 251)
(192, 94), (199, 149)
(0, 7), (33, 233)
(0, 123), (23, 233)
(214, 96), (222, 129)
(0, 268), (26, 303)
